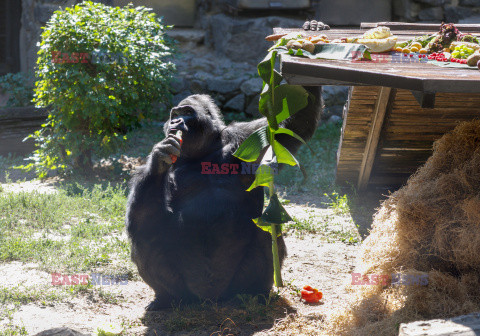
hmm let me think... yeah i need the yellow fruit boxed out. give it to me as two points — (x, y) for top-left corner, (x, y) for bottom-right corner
(411, 42), (422, 49)
(402, 48), (411, 53)
(419, 48), (428, 54)
(410, 46), (419, 52)
(395, 47), (403, 52)
(357, 36), (398, 53)
(362, 26), (391, 39)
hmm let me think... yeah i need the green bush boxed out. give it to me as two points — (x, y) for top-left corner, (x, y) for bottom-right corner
(0, 72), (34, 107)
(25, 1), (176, 177)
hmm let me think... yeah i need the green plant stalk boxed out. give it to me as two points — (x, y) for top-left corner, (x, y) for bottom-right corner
(266, 53), (282, 288)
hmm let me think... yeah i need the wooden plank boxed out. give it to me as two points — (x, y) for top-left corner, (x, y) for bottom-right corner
(280, 55), (480, 93)
(357, 87), (395, 190)
(360, 22), (480, 33)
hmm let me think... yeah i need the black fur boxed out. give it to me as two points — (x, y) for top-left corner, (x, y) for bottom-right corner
(126, 90), (321, 310)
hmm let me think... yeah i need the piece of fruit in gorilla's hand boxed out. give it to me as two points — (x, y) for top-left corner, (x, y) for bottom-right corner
(125, 92), (321, 311)
(169, 130), (183, 163)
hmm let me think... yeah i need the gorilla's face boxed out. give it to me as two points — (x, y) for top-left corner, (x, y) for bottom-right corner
(164, 95), (225, 158)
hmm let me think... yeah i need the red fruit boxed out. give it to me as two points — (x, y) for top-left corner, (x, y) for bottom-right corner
(301, 285), (323, 303)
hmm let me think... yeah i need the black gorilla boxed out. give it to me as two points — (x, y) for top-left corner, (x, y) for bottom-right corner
(126, 90), (321, 310)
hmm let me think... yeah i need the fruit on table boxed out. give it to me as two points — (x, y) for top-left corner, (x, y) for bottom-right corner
(358, 26), (397, 52)
(286, 39), (315, 53)
(467, 51), (480, 66)
(358, 36), (397, 53)
(362, 26), (392, 39)
(451, 42), (479, 59)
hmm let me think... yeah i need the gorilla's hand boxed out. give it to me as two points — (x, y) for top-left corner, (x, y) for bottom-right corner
(149, 134), (182, 174)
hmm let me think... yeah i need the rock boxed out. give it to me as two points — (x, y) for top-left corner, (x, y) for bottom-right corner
(204, 14), (304, 64)
(313, 0), (391, 26)
(245, 94), (261, 118)
(399, 312), (480, 336)
(323, 105), (344, 120)
(445, 5), (473, 22)
(168, 28), (205, 44)
(34, 327), (88, 336)
(170, 77), (185, 94)
(240, 77), (264, 96)
(459, 14), (480, 23)
(224, 94), (245, 112)
(207, 78), (244, 94)
(190, 57), (215, 72)
(172, 90), (192, 106)
(322, 86), (349, 107)
(418, 7), (444, 21)
(34, 4), (57, 24)
(460, 0), (480, 6)
(417, 0), (447, 5)
(327, 115), (342, 124)
(393, 0), (422, 21)
(188, 79), (206, 93)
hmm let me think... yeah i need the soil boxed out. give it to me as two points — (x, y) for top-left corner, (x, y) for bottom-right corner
(0, 178), (386, 336)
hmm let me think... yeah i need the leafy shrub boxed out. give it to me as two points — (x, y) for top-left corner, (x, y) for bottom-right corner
(0, 72), (34, 107)
(25, 1), (176, 177)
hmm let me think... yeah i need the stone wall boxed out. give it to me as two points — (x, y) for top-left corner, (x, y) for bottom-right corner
(393, 0), (480, 23)
(19, 0), (112, 73)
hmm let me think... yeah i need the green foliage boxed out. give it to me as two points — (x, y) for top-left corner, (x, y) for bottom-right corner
(325, 191), (351, 215)
(25, 1), (176, 177)
(0, 72), (34, 107)
(233, 49), (311, 287)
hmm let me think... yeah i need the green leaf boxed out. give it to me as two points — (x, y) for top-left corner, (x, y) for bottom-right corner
(252, 193), (292, 235)
(280, 43), (371, 61)
(253, 217), (283, 237)
(274, 128), (306, 145)
(246, 146), (276, 191)
(257, 50), (282, 86)
(263, 193), (292, 224)
(233, 126), (269, 162)
(246, 164), (275, 192)
(272, 84), (309, 123)
(272, 139), (298, 166)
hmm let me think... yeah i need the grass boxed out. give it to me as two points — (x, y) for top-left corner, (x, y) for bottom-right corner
(276, 121), (342, 192)
(0, 183), (133, 275)
(0, 306), (28, 335)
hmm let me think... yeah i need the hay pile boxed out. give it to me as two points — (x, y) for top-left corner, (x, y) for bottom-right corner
(327, 120), (480, 336)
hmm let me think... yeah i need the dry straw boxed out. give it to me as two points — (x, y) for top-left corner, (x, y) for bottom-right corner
(326, 120), (480, 336)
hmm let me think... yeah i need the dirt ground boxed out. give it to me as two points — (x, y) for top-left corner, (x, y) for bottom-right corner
(0, 178), (387, 336)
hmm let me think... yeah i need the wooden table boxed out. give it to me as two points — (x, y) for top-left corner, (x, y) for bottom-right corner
(274, 23), (480, 190)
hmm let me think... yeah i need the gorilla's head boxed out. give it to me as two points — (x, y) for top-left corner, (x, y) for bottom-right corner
(164, 95), (225, 158)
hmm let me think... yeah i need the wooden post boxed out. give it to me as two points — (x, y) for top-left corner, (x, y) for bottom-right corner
(357, 87), (395, 190)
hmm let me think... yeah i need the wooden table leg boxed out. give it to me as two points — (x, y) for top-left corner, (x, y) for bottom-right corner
(357, 86), (396, 190)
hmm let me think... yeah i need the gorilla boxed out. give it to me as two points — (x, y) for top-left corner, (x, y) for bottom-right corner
(126, 90), (321, 310)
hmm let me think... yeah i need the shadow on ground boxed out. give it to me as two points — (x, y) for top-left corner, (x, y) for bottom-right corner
(141, 296), (297, 336)
(349, 188), (395, 238)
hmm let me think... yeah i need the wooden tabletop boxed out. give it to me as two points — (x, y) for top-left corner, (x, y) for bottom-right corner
(273, 26), (480, 93)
